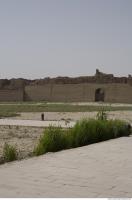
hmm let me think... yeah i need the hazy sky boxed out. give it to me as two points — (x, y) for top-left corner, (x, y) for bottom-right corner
(0, 0), (132, 79)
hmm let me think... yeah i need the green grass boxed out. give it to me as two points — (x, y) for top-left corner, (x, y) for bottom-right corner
(34, 126), (67, 156)
(34, 119), (131, 156)
(0, 102), (132, 118)
(3, 143), (17, 162)
(0, 111), (20, 118)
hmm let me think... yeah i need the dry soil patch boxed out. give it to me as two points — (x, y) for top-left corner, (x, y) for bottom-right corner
(0, 126), (44, 159)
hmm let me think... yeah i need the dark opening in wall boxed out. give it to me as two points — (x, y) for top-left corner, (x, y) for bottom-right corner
(95, 88), (105, 102)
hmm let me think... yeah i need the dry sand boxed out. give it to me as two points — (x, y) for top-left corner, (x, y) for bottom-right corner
(0, 126), (44, 160)
(8, 110), (132, 124)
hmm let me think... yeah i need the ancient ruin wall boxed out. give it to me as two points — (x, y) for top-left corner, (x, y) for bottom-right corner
(25, 83), (132, 103)
(0, 89), (24, 102)
(0, 70), (132, 103)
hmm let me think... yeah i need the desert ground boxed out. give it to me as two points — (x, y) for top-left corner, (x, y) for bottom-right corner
(8, 110), (132, 123)
(0, 126), (43, 161)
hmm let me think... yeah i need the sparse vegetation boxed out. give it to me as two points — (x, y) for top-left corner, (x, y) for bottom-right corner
(96, 109), (108, 120)
(0, 103), (132, 118)
(3, 143), (17, 162)
(34, 118), (131, 156)
(0, 111), (20, 118)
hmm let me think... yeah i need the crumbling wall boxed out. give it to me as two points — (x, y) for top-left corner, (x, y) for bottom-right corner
(28, 69), (130, 85)
(0, 69), (132, 103)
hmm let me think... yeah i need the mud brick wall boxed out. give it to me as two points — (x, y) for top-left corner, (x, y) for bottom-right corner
(0, 89), (24, 101)
(0, 68), (132, 103)
(24, 84), (87, 102)
(24, 83), (132, 103)
(87, 83), (132, 103)
(24, 83), (100, 102)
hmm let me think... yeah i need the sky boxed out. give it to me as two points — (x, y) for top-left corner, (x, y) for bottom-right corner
(0, 0), (132, 79)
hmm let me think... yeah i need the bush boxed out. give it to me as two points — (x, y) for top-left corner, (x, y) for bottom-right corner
(67, 119), (121, 147)
(3, 143), (17, 162)
(34, 119), (131, 156)
(71, 119), (131, 145)
(34, 126), (67, 156)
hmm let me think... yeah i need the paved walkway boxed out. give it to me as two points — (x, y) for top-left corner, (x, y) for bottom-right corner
(0, 119), (75, 128)
(0, 136), (132, 197)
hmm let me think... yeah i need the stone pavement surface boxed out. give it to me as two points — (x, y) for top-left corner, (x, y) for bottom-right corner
(0, 119), (75, 128)
(0, 136), (132, 197)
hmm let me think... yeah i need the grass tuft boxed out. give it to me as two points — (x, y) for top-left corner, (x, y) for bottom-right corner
(3, 143), (17, 162)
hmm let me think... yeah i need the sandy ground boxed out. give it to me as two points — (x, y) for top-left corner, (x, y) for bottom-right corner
(8, 111), (132, 124)
(0, 119), (75, 128)
(0, 126), (44, 160)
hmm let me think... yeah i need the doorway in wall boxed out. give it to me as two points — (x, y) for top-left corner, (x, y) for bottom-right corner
(95, 88), (105, 102)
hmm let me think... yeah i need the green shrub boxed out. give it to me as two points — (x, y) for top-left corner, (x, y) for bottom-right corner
(34, 119), (131, 156)
(71, 119), (131, 145)
(34, 126), (67, 156)
(3, 143), (17, 162)
(111, 120), (131, 137)
(67, 119), (98, 147)
(68, 119), (113, 147)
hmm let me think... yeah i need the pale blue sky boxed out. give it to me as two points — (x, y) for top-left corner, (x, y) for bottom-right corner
(0, 0), (132, 79)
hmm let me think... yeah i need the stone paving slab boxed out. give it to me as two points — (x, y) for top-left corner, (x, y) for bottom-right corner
(0, 136), (132, 197)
